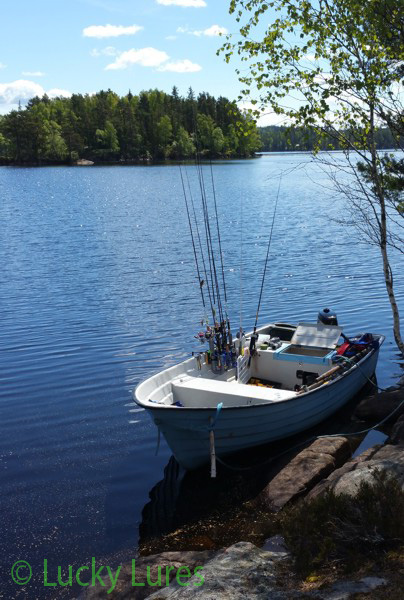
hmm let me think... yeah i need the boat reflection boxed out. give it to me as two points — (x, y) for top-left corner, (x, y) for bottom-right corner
(138, 381), (385, 555)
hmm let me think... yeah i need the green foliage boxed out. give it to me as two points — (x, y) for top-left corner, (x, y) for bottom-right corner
(280, 471), (404, 577)
(222, 0), (404, 355)
(358, 154), (404, 216)
(95, 120), (120, 158)
(259, 125), (399, 152)
(0, 88), (261, 164)
(156, 115), (173, 157)
(221, 0), (403, 152)
(0, 130), (10, 158)
(43, 121), (68, 160)
(169, 126), (195, 159)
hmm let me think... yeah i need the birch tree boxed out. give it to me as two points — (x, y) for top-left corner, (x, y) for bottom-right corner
(222, 0), (404, 354)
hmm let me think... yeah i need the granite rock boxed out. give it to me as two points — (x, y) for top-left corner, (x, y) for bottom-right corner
(146, 541), (291, 600)
(83, 550), (214, 600)
(354, 389), (404, 422)
(390, 414), (404, 445)
(308, 443), (404, 498)
(256, 437), (351, 511)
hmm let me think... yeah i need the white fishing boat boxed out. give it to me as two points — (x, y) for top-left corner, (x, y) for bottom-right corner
(134, 164), (384, 473)
(134, 318), (384, 471)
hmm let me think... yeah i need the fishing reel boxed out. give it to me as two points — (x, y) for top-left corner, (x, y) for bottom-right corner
(194, 331), (206, 343)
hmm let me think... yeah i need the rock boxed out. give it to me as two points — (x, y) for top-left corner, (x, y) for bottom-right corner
(83, 550), (215, 600)
(306, 446), (379, 499)
(262, 534), (289, 556)
(75, 158), (94, 166)
(333, 444), (404, 495)
(390, 414), (404, 445)
(354, 389), (404, 422)
(256, 437), (351, 511)
(308, 443), (404, 498)
(81, 542), (389, 600)
(310, 576), (387, 599)
(146, 541), (291, 599)
(142, 542), (386, 600)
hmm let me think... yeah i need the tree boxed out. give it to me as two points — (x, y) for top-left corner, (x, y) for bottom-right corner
(95, 120), (120, 158)
(0, 130), (10, 159)
(0, 87), (261, 163)
(44, 121), (68, 160)
(156, 115), (173, 157)
(222, 0), (404, 355)
(170, 126), (195, 158)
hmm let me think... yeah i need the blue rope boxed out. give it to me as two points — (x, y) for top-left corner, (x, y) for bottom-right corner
(210, 402), (223, 430)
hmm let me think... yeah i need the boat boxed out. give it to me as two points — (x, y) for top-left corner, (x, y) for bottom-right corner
(134, 317), (384, 471)
(133, 164), (384, 473)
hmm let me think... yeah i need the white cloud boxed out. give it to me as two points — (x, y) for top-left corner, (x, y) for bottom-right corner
(0, 80), (71, 106)
(158, 59), (201, 72)
(177, 24), (227, 36)
(197, 24), (227, 36)
(47, 88), (72, 99)
(157, 0), (206, 6)
(0, 80), (45, 104)
(90, 46), (118, 57)
(22, 71), (45, 77)
(83, 24), (143, 38)
(0, 62), (6, 70)
(105, 47), (169, 70)
(165, 35), (177, 41)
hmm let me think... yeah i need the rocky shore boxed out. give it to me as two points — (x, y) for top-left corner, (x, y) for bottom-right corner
(84, 383), (404, 600)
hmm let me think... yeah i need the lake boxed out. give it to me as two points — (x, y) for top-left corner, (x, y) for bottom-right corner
(0, 154), (402, 598)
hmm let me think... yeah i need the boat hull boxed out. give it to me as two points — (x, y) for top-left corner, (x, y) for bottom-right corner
(140, 345), (381, 470)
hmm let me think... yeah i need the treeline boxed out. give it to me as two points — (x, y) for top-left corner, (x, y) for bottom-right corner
(259, 125), (397, 152)
(0, 87), (261, 164)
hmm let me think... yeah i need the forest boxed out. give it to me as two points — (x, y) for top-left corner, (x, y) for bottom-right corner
(259, 125), (398, 152)
(0, 87), (261, 164)
(0, 87), (398, 164)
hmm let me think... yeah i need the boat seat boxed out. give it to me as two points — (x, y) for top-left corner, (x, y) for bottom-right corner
(171, 376), (297, 408)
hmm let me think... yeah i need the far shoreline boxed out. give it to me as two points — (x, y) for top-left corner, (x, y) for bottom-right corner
(0, 155), (262, 167)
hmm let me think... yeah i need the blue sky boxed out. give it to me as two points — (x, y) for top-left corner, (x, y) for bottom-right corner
(0, 0), (260, 116)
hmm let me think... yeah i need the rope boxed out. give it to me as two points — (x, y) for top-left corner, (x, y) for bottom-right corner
(336, 354), (390, 392)
(216, 392), (404, 472)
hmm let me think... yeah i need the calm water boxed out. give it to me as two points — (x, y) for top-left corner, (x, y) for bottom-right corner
(0, 155), (402, 598)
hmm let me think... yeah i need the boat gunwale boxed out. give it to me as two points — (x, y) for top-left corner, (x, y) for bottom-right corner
(134, 334), (385, 411)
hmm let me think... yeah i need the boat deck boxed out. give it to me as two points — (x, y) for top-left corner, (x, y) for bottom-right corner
(171, 375), (297, 408)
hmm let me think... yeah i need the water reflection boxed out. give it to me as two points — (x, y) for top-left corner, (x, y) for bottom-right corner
(138, 382), (382, 554)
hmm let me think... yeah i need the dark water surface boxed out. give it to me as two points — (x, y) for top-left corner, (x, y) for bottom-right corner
(0, 155), (402, 597)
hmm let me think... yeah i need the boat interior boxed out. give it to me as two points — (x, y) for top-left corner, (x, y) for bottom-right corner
(137, 322), (348, 409)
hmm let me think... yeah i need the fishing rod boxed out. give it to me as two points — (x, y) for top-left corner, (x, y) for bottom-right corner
(196, 157), (218, 311)
(179, 164), (209, 317)
(190, 112), (233, 369)
(184, 166), (215, 324)
(210, 159), (231, 343)
(191, 111), (224, 321)
(193, 131), (225, 329)
(199, 160), (227, 341)
(249, 174), (282, 363)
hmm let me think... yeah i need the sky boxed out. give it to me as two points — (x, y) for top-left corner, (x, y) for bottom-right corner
(0, 0), (279, 122)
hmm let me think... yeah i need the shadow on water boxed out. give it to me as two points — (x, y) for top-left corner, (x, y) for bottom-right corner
(138, 381), (389, 555)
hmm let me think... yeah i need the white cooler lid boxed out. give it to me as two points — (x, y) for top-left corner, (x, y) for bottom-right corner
(291, 322), (342, 349)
